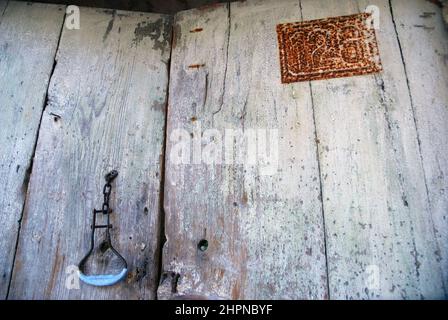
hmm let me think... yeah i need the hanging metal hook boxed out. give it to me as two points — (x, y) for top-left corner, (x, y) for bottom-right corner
(78, 170), (127, 286)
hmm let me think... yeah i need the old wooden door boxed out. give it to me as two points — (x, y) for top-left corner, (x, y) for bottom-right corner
(1, 0), (447, 300)
(159, 0), (448, 299)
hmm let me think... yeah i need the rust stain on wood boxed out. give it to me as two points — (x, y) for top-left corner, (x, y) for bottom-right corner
(276, 13), (382, 83)
(188, 63), (206, 69)
(45, 241), (63, 297)
(190, 27), (203, 33)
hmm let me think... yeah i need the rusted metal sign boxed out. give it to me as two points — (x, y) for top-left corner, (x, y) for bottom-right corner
(277, 13), (382, 83)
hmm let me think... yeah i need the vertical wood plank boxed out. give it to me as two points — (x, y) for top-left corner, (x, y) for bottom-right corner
(300, 0), (445, 298)
(391, 0), (448, 294)
(8, 7), (172, 299)
(0, 1), (65, 299)
(159, 0), (328, 299)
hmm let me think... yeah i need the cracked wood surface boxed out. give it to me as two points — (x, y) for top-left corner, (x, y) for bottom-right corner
(160, 0), (328, 299)
(301, 0), (445, 299)
(8, 7), (171, 299)
(0, 1), (65, 299)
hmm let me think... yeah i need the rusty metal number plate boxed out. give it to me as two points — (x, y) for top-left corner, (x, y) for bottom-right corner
(276, 13), (382, 83)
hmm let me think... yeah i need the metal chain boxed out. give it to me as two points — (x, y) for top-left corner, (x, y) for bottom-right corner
(100, 170), (118, 242)
(102, 170), (118, 213)
(102, 181), (112, 214)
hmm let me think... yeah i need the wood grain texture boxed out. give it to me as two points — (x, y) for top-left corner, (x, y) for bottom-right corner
(0, 1), (65, 299)
(391, 0), (448, 294)
(8, 7), (171, 299)
(159, 0), (328, 299)
(301, 0), (445, 298)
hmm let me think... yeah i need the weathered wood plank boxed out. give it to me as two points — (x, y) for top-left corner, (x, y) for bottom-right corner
(159, 0), (328, 299)
(391, 0), (448, 294)
(8, 7), (172, 299)
(0, 1), (65, 299)
(300, 0), (445, 298)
